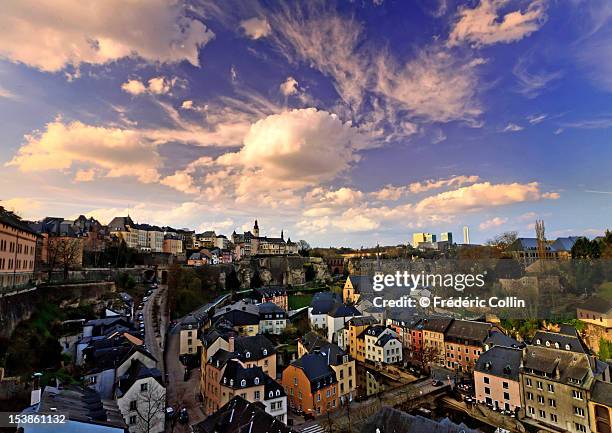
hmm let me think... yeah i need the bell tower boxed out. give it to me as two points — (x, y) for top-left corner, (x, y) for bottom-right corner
(253, 219), (260, 238)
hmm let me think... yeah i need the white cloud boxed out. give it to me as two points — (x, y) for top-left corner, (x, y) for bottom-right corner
(6, 119), (162, 183)
(414, 181), (559, 214)
(479, 216), (508, 230)
(239, 17), (272, 39)
(0, 85), (18, 100)
(513, 55), (563, 98)
(527, 113), (547, 124)
(280, 76), (299, 96)
(0, 0), (214, 73)
(217, 108), (363, 187)
(503, 123), (524, 132)
(448, 0), (547, 47)
(74, 168), (97, 182)
(371, 175), (481, 201)
(121, 79), (147, 96)
(121, 76), (177, 96)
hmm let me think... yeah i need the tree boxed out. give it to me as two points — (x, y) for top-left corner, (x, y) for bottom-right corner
(304, 264), (317, 282)
(225, 268), (241, 291)
(298, 240), (311, 257)
(572, 237), (601, 259)
(46, 236), (82, 280)
(250, 270), (263, 289)
(135, 385), (166, 433)
(486, 231), (518, 251)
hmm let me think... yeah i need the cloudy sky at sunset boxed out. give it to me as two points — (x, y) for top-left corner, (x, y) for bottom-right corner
(0, 0), (611, 246)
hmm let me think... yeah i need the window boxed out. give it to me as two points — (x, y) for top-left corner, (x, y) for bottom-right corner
(550, 413), (557, 423)
(140, 383), (148, 392)
(547, 383), (554, 393)
(575, 423), (587, 432)
(538, 395), (545, 405)
(549, 399), (556, 408)
(484, 377), (490, 384)
(528, 406), (535, 415)
(539, 410), (546, 418)
(254, 391), (260, 400)
(527, 392), (534, 401)
(294, 377), (298, 386)
(129, 400), (137, 411)
(526, 378), (532, 387)
(572, 390), (583, 400)
(485, 387), (491, 395)
(504, 392), (510, 400)
(502, 381), (508, 389)
(537, 381), (543, 390)
(574, 407), (585, 417)
(129, 415), (137, 425)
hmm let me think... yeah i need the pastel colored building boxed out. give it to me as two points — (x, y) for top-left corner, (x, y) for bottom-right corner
(474, 346), (522, 411)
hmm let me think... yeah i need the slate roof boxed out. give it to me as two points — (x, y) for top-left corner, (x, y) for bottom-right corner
(220, 360), (267, 389)
(475, 346), (522, 381)
(551, 236), (580, 252)
(214, 301), (260, 326)
(531, 330), (590, 354)
(233, 335), (276, 361)
(328, 304), (360, 318)
(309, 292), (341, 315)
(579, 296), (612, 315)
(445, 320), (491, 343)
(259, 302), (287, 319)
(420, 316), (453, 334)
(485, 330), (522, 348)
(264, 376), (286, 399)
(201, 325), (236, 348)
(590, 380), (612, 407)
(193, 396), (293, 433)
(347, 275), (373, 293)
(376, 333), (399, 348)
(360, 407), (478, 433)
(35, 385), (126, 430)
(522, 346), (593, 388)
(116, 360), (163, 397)
(255, 286), (287, 298)
(362, 325), (387, 338)
(346, 316), (378, 327)
(292, 353), (337, 392)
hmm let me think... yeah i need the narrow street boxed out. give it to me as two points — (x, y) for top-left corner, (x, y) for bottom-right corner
(144, 284), (166, 375)
(164, 321), (207, 432)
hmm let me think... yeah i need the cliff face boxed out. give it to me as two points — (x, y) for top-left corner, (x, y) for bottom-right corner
(234, 256), (331, 288)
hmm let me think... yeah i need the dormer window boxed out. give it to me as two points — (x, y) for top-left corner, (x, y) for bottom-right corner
(230, 379), (234, 386)
(241, 379), (246, 387)
(276, 390), (280, 396)
(565, 344), (570, 351)
(246, 352), (251, 358)
(263, 349), (267, 356)
(554, 342), (559, 349)
(269, 391), (273, 398)
(223, 377), (227, 384)
(545, 341), (550, 347)
(254, 377), (260, 385)
(536, 339), (541, 345)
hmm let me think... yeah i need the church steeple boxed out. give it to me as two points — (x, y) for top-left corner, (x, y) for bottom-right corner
(253, 219), (259, 238)
(281, 229), (284, 240)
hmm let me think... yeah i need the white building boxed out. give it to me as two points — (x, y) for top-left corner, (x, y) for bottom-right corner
(258, 302), (288, 335)
(116, 361), (166, 433)
(364, 325), (403, 365)
(326, 304), (361, 343)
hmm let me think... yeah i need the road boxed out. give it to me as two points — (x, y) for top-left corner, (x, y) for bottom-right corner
(143, 284), (166, 375)
(164, 321), (207, 432)
(293, 372), (449, 432)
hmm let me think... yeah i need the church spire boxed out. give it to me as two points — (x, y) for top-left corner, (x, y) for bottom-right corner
(281, 229), (284, 240)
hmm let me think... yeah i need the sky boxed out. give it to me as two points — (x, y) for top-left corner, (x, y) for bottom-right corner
(0, 0), (611, 247)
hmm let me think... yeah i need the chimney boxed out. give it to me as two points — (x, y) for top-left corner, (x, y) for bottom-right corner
(228, 336), (235, 352)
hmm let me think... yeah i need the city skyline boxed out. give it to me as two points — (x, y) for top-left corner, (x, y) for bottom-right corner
(1, 0), (611, 247)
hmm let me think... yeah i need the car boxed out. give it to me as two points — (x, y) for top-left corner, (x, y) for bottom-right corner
(178, 408), (189, 424)
(304, 413), (315, 421)
(165, 407), (175, 419)
(431, 379), (443, 386)
(143, 296), (149, 302)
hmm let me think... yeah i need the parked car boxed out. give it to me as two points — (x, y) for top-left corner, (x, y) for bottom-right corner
(431, 379), (443, 387)
(165, 407), (175, 419)
(178, 408), (189, 424)
(304, 412), (315, 421)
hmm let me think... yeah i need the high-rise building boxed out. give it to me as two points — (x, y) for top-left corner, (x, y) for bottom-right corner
(440, 232), (453, 243)
(412, 232), (436, 246)
(463, 226), (470, 244)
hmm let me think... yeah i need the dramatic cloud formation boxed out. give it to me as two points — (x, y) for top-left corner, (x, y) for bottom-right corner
(371, 175), (481, 201)
(0, 0), (214, 72)
(414, 181), (559, 214)
(239, 17), (272, 39)
(217, 108), (363, 186)
(280, 77), (299, 96)
(448, 0), (547, 46)
(6, 119), (162, 183)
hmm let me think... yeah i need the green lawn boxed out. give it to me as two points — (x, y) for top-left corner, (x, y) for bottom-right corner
(289, 294), (313, 310)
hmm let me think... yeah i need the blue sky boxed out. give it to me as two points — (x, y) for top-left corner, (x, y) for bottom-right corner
(0, 0), (610, 247)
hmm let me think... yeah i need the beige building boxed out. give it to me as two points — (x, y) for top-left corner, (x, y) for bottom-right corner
(588, 380), (612, 433)
(162, 237), (183, 255)
(577, 297), (612, 355)
(0, 207), (39, 290)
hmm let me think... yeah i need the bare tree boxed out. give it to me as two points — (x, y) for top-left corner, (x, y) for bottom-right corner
(135, 385), (166, 433)
(47, 236), (82, 280)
